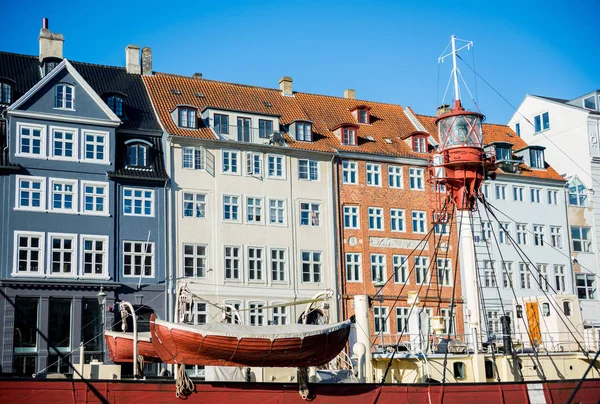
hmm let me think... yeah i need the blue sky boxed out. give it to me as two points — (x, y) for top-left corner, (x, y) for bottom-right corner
(1, 0), (598, 124)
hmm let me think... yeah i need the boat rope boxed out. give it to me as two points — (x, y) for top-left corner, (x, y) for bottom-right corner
(136, 354), (144, 377)
(175, 363), (194, 398)
(297, 367), (310, 400)
(483, 198), (589, 355)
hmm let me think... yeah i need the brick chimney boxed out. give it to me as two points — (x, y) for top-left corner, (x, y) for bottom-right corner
(142, 47), (152, 76)
(125, 45), (141, 74)
(279, 76), (293, 96)
(344, 89), (356, 99)
(38, 18), (64, 62)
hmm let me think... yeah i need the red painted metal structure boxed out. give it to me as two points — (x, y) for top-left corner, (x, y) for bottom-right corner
(1, 379), (599, 403)
(149, 315), (352, 367)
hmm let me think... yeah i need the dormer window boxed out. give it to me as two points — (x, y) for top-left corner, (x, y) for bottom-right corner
(55, 84), (74, 110)
(583, 95), (597, 111)
(214, 114), (229, 134)
(496, 145), (512, 160)
(530, 148), (544, 169)
(179, 107), (197, 128)
(568, 177), (587, 207)
(343, 127), (357, 146)
(42, 57), (61, 77)
(107, 95), (123, 117)
(0, 82), (12, 104)
(359, 109), (368, 123)
(296, 122), (312, 142)
(413, 136), (427, 153)
(126, 141), (151, 168)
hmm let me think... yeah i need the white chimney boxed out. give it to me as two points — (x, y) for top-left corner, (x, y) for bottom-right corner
(279, 76), (293, 96)
(344, 89), (356, 99)
(125, 45), (141, 74)
(142, 47), (152, 76)
(38, 18), (64, 62)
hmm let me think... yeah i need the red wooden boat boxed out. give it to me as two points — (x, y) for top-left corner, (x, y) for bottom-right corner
(149, 314), (351, 367)
(104, 331), (162, 363)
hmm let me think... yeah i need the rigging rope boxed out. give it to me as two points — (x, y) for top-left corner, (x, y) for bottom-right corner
(175, 363), (194, 398)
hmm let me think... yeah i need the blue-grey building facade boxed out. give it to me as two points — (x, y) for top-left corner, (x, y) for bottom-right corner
(0, 23), (168, 376)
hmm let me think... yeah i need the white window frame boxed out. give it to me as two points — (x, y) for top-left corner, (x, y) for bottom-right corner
(224, 245), (242, 281)
(519, 262), (532, 289)
(222, 150), (240, 174)
(122, 240), (155, 278)
(342, 160), (358, 184)
(183, 243), (207, 278)
(583, 95), (597, 110)
(516, 223), (528, 245)
(396, 307), (410, 333)
(267, 154), (286, 179)
(502, 261), (513, 289)
(50, 126), (78, 161)
(12, 231), (45, 277)
(368, 207), (384, 230)
(16, 122), (46, 159)
(47, 233), (77, 277)
(554, 265), (566, 292)
(298, 159), (319, 181)
(499, 222), (511, 244)
(533, 111), (550, 133)
(345, 253), (362, 282)
(513, 186), (524, 202)
(537, 263), (549, 291)
(182, 192), (207, 218)
(271, 302), (288, 325)
(15, 175), (46, 211)
(80, 235), (109, 279)
(530, 187), (542, 204)
(54, 84), (75, 110)
(247, 246), (265, 282)
(437, 258), (452, 286)
(374, 306), (389, 334)
(343, 205), (360, 229)
(366, 163), (382, 186)
(301, 250), (322, 283)
(388, 165), (403, 188)
(49, 178), (78, 214)
(415, 256), (430, 285)
(123, 187), (155, 217)
(300, 201), (321, 227)
(80, 181), (109, 216)
(547, 189), (559, 205)
(182, 147), (205, 170)
(270, 248), (287, 283)
(390, 209), (405, 232)
(393, 255), (408, 284)
(409, 167), (424, 190)
(483, 260), (497, 287)
(81, 130), (109, 164)
(268, 198), (286, 226)
(533, 224), (545, 247)
(184, 302), (208, 325)
(223, 194), (241, 222)
(550, 226), (562, 248)
(245, 197), (264, 224)
(370, 253), (386, 282)
(571, 226), (592, 253)
(246, 152), (263, 177)
(495, 184), (507, 200)
(411, 210), (426, 234)
(248, 302), (266, 326)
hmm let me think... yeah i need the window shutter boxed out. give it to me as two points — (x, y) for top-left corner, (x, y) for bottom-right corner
(246, 153), (253, 175)
(205, 148), (215, 177)
(257, 154), (263, 177)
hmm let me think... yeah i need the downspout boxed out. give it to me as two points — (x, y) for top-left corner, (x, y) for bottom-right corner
(163, 177), (169, 322)
(290, 152), (298, 319)
(563, 183), (576, 295)
(331, 152), (343, 322)
(167, 136), (176, 323)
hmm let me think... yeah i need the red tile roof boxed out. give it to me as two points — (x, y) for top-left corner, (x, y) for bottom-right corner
(410, 110), (565, 182)
(143, 73), (428, 159)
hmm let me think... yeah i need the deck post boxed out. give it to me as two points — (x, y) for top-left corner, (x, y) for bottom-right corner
(354, 295), (373, 382)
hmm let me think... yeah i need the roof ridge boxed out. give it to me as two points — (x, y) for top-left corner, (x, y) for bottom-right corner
(153, 71), (406, 108)
(0, 50), (38, 59)
(0, 50), (129, 71)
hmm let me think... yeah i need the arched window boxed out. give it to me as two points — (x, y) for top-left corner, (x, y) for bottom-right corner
(126, 141), (151, 167)
(54, 84), (74, 109)
(107, 95), (123, 117)
(0, 81), (12, 104)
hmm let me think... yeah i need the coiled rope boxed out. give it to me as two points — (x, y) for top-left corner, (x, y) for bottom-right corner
(175, 363), (194, 398)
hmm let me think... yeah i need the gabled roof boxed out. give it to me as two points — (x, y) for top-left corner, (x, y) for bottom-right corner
(8, 59), (121, 124)
(143, 73), (426, 158)
(409, 111), (565, 182)
(528, 94), (600, 116)
(0, 51), (162, 133)
(108, 134), (168, 182)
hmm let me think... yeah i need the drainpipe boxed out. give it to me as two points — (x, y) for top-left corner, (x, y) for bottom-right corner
(120, 301), (138, 378)
(330, 152), (341, 323)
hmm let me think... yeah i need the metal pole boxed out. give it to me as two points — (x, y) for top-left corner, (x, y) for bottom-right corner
(451, 35), (460, 102)
(120, 302), (138, 378)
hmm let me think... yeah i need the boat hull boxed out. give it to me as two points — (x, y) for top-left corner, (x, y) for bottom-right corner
(104, 331), (162, 363)
(1, 379), (600, 404)
(149, 316), (351, 367)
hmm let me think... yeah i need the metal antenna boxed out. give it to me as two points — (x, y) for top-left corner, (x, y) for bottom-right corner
(438, 35), (474, 103)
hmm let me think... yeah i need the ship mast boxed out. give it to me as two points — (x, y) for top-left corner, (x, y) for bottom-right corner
(432, 35), (496, 381)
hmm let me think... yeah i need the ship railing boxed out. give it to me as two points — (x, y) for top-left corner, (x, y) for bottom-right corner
(485, 331), (596, 354)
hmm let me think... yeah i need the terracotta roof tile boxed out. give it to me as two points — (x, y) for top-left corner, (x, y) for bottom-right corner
(411, 111), (565, 182)
(143, 74), (428, 159)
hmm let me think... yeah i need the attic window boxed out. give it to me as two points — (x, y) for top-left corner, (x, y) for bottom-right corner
(384, 138), (392, 144)
(583, 95), (597, 111)
(351, 105), (371, 124)
(0, 82), (12, 104)
(413, 136), (427, 153)
(54, 84), (74, 110)
(106, 95), (123, 117)
(340, 127), (356, 146)
(495, 145), (512, 161)
(42, 57), (61, 76)
(296, 122), (312, 142)
(179, 107), (197, 128)
(126, 142), (151, 168)
(530, 148), (544, 169)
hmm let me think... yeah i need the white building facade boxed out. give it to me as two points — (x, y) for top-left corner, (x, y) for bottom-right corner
(509, 92), (600, 324)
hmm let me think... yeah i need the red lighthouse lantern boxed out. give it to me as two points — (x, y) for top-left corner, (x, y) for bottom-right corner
(433, 99), (493, 211)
